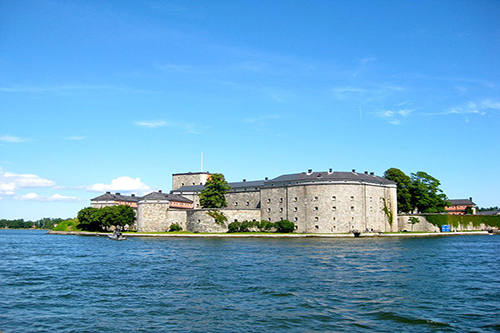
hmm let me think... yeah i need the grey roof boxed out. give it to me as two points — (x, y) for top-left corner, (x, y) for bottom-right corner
(172, 180), (265, 193)
(228, 180), (266, 190)
(447, 199), (475, 206)
(267, 171), (396, 185)
(91, 192), (140, 202)
(141, 191), (193, 203)
(172, 170), (394, 193)
(477, 209), (500, 215)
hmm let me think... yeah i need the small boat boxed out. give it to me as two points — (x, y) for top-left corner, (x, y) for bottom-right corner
(108, 232), (127, 241)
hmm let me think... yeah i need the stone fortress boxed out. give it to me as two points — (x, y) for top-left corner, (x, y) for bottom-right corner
(91, 169), (398, 233)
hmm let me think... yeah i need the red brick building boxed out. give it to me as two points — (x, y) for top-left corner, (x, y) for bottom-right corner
(445, 198), (476, 215)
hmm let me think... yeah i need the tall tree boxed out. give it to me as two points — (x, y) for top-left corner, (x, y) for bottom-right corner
(410, 171), (448, 213)
(384, 167), (413, 213)
(199, 173), (231, 208)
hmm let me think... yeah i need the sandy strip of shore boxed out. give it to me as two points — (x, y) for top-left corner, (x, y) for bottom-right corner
(48, 230), (490, 238)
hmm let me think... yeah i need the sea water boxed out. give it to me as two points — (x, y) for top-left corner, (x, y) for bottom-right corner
(0, 230), (499, 332)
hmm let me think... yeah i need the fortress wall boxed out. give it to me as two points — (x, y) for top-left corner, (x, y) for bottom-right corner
(259, 187), (288, 224)
(398, 215), (440, 232)
(137, 202), (170, 232)
(172, 173), (210, 191)
(165, 209), (188, 230)
(260, 182), (397, 233)
(398, 215), (489, 232)
(187, 209), (261, 233)
(225, 190), (261, 209)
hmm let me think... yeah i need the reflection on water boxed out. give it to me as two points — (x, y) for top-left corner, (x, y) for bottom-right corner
(1, 230), (499, 332)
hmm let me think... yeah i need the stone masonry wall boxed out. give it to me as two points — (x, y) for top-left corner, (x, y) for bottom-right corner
(137, 202), (170, 232)
(260, 182), (397, 233)
(398, 215), (489, 232)
(187, 209), (261, 233)
(225, 190), (261, 209)
(397, 215), (440, 232)
(172, 173), (210, 191)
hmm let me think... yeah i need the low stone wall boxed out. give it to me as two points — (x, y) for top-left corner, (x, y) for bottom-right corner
(398, 215), (440, 232)
(398, 214), (490, 232)
(187, 209), (261, 233)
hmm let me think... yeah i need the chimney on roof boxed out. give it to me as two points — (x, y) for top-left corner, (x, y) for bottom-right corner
(307, 169), (313, 175)
(106, 191), (110, 194)
(243, 179), (246, 182)
(116, 192), (120, 195)
(370, 172), (375, 176)
(158, 190), (162, 193)
(265, 177), (268, 180)
(352, 169), (356, 173)
(469, 197), (473, 202)
(328, 168), (333, 174)
(364, 171), (368, 174)
(131, 194), (135, 197)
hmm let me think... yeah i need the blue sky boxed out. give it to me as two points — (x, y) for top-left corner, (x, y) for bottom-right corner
(1, 0), (499, 220)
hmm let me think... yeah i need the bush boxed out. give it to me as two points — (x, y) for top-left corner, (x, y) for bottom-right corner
(227, 221), (241, 233)
(169, 223), (183, 232)
(274, 220), (295, 233)
(257, 220), (274, 231)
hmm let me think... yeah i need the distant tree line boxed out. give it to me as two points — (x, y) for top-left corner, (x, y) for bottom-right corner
(384, 168), (449, 214)
(77, 205), (135, 231)
(0, 217), (70, 229)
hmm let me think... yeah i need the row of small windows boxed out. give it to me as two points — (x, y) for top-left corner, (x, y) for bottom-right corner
(266, 195), (360, 203)
(267, 206), (356, 213)
(233, 201), (251, 207)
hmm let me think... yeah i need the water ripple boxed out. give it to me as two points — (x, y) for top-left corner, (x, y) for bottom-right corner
(0, 231), (499, 332)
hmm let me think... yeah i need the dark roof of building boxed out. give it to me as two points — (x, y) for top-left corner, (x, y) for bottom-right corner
(267, 171), (395, 185)
(172, 170), (395, 193)
(172, 172), (211, 176)
(91, 192), (140, 202)
(141, 191), (193, 203)
(228, 180), (266, 190)
(171, 180), (265, 193)
(447, 199), (475, 206)
(477, 209), (500, 215)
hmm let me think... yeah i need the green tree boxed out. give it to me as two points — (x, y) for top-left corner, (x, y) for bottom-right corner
(384, 167), (413, 213)
(77, 205), (135, 231)
(410, 171), (448, 213)
(199, 173), (231, 208)
(77, 207), (101, 231)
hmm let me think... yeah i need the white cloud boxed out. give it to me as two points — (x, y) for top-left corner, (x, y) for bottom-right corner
(0, 135), (30, 143)
(0, 182), (16, 196)
(376, 109), (414, 124)
(134, 120), (167, 128)
(424, 100), (498, 116)
(243, 114), (281, 124)
(87, 176), (152, 194)
(0, 170), (56, 195)
(15, 193), (82, 202)
(134, 119), (200, 134)
(331, 85), (405, 102)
